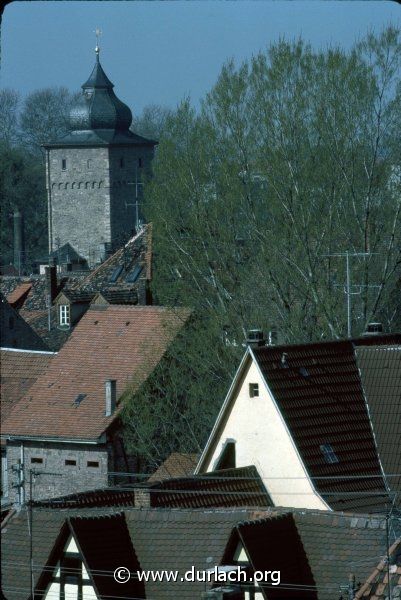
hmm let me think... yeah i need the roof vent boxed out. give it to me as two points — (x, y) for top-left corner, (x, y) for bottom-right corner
(105, 379), (117, 416)
(281, 352), (289, 368)
(246, 329), (265, 348)
(363, 322), (383, 337)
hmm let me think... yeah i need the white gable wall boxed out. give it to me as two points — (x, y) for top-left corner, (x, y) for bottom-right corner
(202, 355), (328, 510)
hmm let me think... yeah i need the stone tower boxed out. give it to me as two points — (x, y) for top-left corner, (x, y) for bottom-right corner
(43, 46), (157, 267)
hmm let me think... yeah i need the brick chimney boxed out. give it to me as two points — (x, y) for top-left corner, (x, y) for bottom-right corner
(45, 259), (58, 303)
(134, 487), (150, 508)
(105, 379), (117, 416)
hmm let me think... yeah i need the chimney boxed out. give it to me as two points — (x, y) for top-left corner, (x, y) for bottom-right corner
(363, 322), (383, 337)
(246, 329), (265, 348)
(134, 486), (150, 508)
(268, 326), (278, 346)
(45, 259), (58, 303)
(13, 209), (25, 273)
(105, 379), (117, 416)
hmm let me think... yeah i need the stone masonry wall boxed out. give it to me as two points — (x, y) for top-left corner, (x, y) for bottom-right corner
(49, 147), (111, 265)
(6, 440), (108, 504)
(48, 145), (155, 267)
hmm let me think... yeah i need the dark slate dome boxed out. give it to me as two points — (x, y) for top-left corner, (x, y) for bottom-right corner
(69, 50), (133, 131)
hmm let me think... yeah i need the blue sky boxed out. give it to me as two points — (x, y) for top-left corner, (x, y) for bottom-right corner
(1, 1), (400, 114)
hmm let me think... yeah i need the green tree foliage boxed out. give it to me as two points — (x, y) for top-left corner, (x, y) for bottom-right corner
(0, 87), (80, 267)
(132, 103), (173, 140)
(0, 143), (48, 269)
(19, 87), (80, 156)
(123, 29), (401, 466)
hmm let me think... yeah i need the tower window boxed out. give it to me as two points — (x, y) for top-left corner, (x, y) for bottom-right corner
(138, 158), (143, 168)
(87, 159), (92, 169)
(61, 159), (67, 171)
(59, 305), (70, 327)
(87, 461), (99, 468)
(120, 157), (124, 168)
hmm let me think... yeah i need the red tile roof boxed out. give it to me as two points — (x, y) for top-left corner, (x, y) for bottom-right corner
(0, 349), (54, 423)
(2, 306), (189, 441)
(6, 283), (32, 308)
(148, 452), (199, 482)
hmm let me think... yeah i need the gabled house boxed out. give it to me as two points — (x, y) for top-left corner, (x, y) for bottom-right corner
(1, 305), (189, 503)
(1, 347), (55, 506)
(196, 333), (401, 512)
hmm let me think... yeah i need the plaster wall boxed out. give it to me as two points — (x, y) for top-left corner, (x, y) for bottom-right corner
(204, 358), (328, 510)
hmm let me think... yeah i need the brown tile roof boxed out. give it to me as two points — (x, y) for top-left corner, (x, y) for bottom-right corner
(69, 514), (145, 599)
(3, 506), (398, 600)
(2, 305), (189, 441)
(149, 465), (273, 509)
(356, 344), (401, 500)
(222, 511), (401, 600)
(355, 539), (401, 599)
(148, 452), (199, 482)
(76, 224), (152, 296)
(0, 349), (54, 424)
(252, 337), (399, 512)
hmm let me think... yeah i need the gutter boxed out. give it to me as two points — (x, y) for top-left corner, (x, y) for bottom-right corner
(1, 434), (105, 445)
(1, 347), (57, 355)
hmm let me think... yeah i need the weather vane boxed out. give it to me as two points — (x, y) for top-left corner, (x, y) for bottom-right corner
(94, 27), (102, 54)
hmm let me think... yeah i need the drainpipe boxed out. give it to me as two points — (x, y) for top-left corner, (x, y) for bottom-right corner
(46, 148), (53, 255)
(20, 442), (25, 505)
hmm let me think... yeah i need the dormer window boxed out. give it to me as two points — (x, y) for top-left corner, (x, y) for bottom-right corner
(320, 443), (339, 464)
(61, 159), (67, 171)
(59, 305), (70, 327)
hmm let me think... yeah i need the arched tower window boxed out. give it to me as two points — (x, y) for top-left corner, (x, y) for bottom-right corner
(87, 159), (92, 169)
(61, 159), (67, 171)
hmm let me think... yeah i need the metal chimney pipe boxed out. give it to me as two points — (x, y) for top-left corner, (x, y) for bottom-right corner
(13, 209), (25, 274)
(105, 379), (117, 416)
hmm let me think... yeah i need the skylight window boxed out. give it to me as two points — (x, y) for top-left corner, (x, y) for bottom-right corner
(74, 394), (87, 407)
(109, 264), (123, 283)
(125, 265), (143, 283)
(320, 444), (339, 464)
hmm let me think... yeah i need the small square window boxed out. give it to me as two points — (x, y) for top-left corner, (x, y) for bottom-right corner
(31, 457), (43, 464)
(87, 461), (99, 468)
(61, 159), (67, 171)
(65, 459), (76, 466)
(320, 444), (339, 464)
(249, 383), (259, 398)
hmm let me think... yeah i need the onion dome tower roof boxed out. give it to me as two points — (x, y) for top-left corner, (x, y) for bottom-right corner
(44, 47), (157, 148)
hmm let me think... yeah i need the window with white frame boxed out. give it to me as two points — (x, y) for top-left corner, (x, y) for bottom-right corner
(59, 305), (70, 326)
